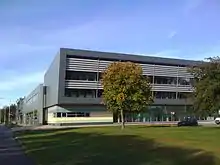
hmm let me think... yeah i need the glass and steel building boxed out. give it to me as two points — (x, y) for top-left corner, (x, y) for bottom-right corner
(21, 48), (201, 125)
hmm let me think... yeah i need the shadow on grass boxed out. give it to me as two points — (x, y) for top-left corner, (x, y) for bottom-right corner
(17, 129), (219, 165)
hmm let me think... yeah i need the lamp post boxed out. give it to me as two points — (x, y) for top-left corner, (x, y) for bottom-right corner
(171, 112), (175, 121)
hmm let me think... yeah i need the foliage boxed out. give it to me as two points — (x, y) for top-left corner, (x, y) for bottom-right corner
(101, 62), (153, 129)
(0, 104), (17, 123)
(189, 56), (220, 115)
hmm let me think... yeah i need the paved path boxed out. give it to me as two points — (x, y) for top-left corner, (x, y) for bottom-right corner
(11, 121), (218, 132)
(0, 125), (33, 165)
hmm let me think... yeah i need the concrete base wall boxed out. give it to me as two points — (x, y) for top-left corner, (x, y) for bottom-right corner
(46, 105), (113, 125)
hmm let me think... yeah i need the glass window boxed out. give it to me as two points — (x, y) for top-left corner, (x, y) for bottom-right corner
(62, 113), (67, 117)
(177, 92), (192, 99)
(57, 113), (61, 117)
(85, 113), (90, 117)
(154, 92), (176, 99)
(76, 112), (84, 117)
(65, 71), (97, 81)
(154, 76), (177, 85)
(98, 89), (103, 97)
(65, 89), (96, 98)
(67, 112), (76, 117)
(66, 112), (90, 117)
(53, 112), (90, 118)
(178, 77), (194, 86)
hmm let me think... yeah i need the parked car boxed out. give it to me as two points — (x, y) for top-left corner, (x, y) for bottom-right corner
(177, 117), (198, 127)
(215, 117), (220, 125)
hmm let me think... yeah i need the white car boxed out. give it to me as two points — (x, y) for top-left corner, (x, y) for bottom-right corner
(215, 117), (220, 125)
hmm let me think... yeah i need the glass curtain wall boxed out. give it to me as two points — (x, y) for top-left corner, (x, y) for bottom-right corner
(121, 105), (192, 122)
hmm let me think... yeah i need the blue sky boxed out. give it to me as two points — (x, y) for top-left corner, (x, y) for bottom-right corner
(0, 0), (220, 106)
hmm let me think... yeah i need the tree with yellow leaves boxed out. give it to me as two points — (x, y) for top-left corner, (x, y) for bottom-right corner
(102, 62), (153, 129)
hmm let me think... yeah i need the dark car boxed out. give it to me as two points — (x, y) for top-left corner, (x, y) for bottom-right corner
(177, 117), (198, 127)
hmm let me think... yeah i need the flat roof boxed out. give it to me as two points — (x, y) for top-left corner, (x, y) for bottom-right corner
(61, 48), (203, 67)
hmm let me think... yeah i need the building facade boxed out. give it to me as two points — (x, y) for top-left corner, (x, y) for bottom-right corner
(21, 84), (45, 125)
(21, 48), (201, 125)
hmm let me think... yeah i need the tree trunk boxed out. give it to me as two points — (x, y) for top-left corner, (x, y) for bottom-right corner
(120, 109), (125, 129)
(117, 113), (120, 123)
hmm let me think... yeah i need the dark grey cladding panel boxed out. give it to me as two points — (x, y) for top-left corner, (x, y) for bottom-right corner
(59, 97), (192, 105)
(61, 48), (203, 67)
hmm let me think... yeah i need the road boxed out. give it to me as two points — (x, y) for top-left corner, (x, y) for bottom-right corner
(0, 125), (33, 165)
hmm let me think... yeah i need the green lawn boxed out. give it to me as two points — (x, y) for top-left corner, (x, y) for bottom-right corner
(16, 126), (220, 165)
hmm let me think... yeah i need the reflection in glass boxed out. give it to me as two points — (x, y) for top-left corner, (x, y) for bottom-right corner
(154, 91), (176, 99)
(154, 76), (177, 85)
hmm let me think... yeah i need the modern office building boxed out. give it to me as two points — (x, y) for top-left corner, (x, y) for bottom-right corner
(21, 48), (201, 125)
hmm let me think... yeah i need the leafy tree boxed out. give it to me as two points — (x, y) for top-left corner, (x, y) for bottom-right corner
(2, 104), (17, 123)
(189, 57), (220, 116)
(101, 62), (153, 129)
(0, 108), (6, 123)
(16, 97), (25, 122)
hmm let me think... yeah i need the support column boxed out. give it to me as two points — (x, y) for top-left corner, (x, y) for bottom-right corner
(96, 59), (100, 98)
(165, 105), (169, 121)
(152, 64), (155, 97)
(176, 66), (179, 99)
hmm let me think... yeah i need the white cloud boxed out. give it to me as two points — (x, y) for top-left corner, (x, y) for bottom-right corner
(151, 50), (181, 59)
(125, 49), (182, 60)
(168, 31), (177, 39)
(183, 0), (204, 15)
(0, 71), (45, 92)
(0, 70), (45, 106)
(0, 43), (54, 58)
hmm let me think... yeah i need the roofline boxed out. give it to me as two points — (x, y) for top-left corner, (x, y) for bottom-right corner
(24, 83), (44, 101)
(60, 48), (203, 67)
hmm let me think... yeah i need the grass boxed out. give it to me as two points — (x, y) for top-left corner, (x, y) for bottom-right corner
(16, 126), (220, 165)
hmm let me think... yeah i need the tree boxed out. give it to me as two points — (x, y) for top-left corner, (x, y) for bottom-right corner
(3, 104), (17, 123)
(101, 62), (153, 129)
(16, 97), (25, 123)
(189, 57), (220, 116)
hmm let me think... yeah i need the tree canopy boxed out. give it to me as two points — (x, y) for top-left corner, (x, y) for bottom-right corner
(101, 62), (153, 129)
(189, 57), (220, 116)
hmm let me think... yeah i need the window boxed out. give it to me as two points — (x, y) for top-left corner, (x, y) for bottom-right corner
(98, 89), (103, 97)
(178, 77), (194, 86)
(43, 86), (47, 95)
(154, 92), (176, 99)
(53, 112), (90, 118)
(177, 92), (191, 99)
(25, 93), (39, 105)
(65, 89), (96, 98)
(85, 113), (90, 117)
(53, 112), (62, 117)
(57, 113), (61, 117)
(154, 76), (177, 85)
(62, 113), (67, 117)
(67, 112), (76, 117)
(65, 71), (97, 81)
(77, 112), (85, 117)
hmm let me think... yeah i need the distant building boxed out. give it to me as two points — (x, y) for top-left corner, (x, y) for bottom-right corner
(21, 48), (201, 125)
